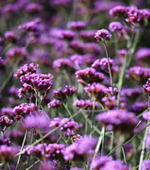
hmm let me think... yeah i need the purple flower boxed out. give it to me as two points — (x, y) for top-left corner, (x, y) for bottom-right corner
(141, 160), (150, 170)
(94, 29), (112, 42)
(60, 30), (75, 40)
(48, 99), (62, 109)
(20, 73), (54, 95)
(127, 66), (150, 81)
(22, 111), (50, 129)
(102, 96), (116, 109)
(25, 3), (43, 14)
(96, 110), (139, 132)
(18, 18), (41, 32)
(117, 49), (128, 58)
(109, 5), (128, 17)
(135, 48), (150, 60)
(74, 99), (99, 109)
(109, 21), (124, 32)
(49, 117), (82, 136)
(52, 85), (77, 101)
(0, 116), (13, 128)
(13, 103), (37, 120)
(63, 136), (97, 161)
(101, 160), (130, 170)
(84, 83), (107, 100)
(53, 58), (74, 72)
(143, 111), (150, 121)
(69, 40), (84, 53)
(144, 78), (150, 94)
(75, 67), (105, 86)
(0, 145), (18, 162)
(15, 63), (39, 79)
(4, 31), (16, 43)
(67, 21), (86, 31)
(129, 101), (148, 114)
(80, 30), (96, 42)
(90, 155), (113, 170)
(6, 47), (27, 62)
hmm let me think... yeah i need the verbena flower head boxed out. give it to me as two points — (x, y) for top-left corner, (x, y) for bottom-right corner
(49, 117), (82, 136)
(127, 66), (150, 82)
(109, 21), (124, 32)
(96, 109), (139, 133)
(94, 29), (112, 42)
(135, 48), (150, 63)
(144, 78), (150, 94)
(20, 73), (54, 95)
(143, 111), (150, 121)
(63, 135), (97, 161)
(141, 160), (150, 170)
(74, 99), (99, 109)
(15, 63), (39, 79)
(0, 145), (18, 162)
(84, 83), (107, 100)
(6, 47), (27, 62)
(13, 103), (37, 120)
(75, 67), (105, 86)
(25, 3), (43, 14)
(102, 96), (117, 109)
(27, 143), (65, 160)
(22, 111), (50, 129)
(80, 30), (96, 42)
(52, 85), (77, 101)
(67, 21), (86, 31)
(109, 5), (128, 17)
(0, 116), (13, 128)
(48, 99), (62, 109)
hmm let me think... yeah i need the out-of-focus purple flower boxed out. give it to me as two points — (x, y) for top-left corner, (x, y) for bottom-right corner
(4, 31), (17, 43)
(67, 21), (86, 31)
(70, 54), (84, 69)
(84, 83), (107, 100)
(51, 0), (72, 7)
(23, 111), (50, 129)
(143, 111), (150, 121)
(6, 47), (27, 62)
(146, 132), (150, 149)
(74, 99), (99, 109)
(48, 99), (62, 109)
(1, 107), (13, 117)
(96, 110), (139, 132)
(109, 5), (128, 17)
(94, 29), (112, 42)
(121, 88), (142, 100)
(15, 63), (39, 79)
(75, 67), (105, 86)
(90, 155), (113, 170)
(100, 160), (130, 170)
(27, 143), (65, 160)
(18, 18), (41, 32)
(129, 101), (148, 114)
(144, 78), (150, 94)
(80, 30), (96, 42)
(49, 117), (82, 136)
(127, 66), (150, 81)
(135, 48), (150, 64)
(117, 49), (128, 58)
(12, 103), (37, 120)
(69, 40), (84, 53)
(63, 136), (97, 161)
(109, 21), (124, 33)
(60, 30), (75, 41)
(0, 145), (18, 162)
(53, 58), (74, 72)
(141, 160), (150, 170)
(0, 57), (6, 70)
(102, 96), (116, 109)
(52, 85), (77, 101)
(84, 43), (101, 54)
(25, 3), (43, 14)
